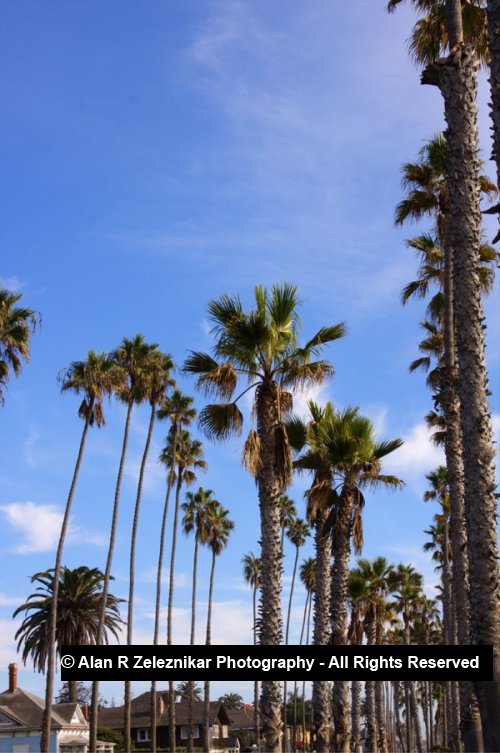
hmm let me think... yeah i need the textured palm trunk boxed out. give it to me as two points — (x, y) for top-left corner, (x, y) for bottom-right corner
(423, 33), (500, 752)
(150, 475), (174, 752)
(253, 583), (261, 750)
(376, 680), (387, 753)
(442, 522), (461, 752)
(409, 682), (423, 753)
(124, 402), (156, 752)
(40, 407), (92, 753)
(89, 400), (133, 753)
(303, 596), (312, 748)
(256, 383), (285, 752)
(312, 509), (331, 752)
(331, 489), (353, 753)
(393, 682), (404, 753)
(365, 618), (377, 753)
(441, 216), (482, 753)
(167, 470), (184, 753)
(351, 681), (361, 753)
(487, 1), (500, 240)
(204, 550), (216, 752)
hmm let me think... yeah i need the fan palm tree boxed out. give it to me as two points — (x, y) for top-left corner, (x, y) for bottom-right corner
(184, 283), (346, 751)
(0, 286), (39, 404)
(278, 495), (297, 554)
(389, 5), (500, 748)
(486, 0), (500, 242)
(164, 430), (206, 753)
(203, 502), (234, 752)
(182, 487), (216, 753)
(124, 350), (174, 752)
(150, 390), (196, 752)
(242, 551), (262, 750)
(299, 558), (315, 748)
(14, 566), (123, 726)
(289, 401), (403, 752)
(89, 334), (158, 752)
(40, 352), (115, 752)
(176, 681), (202, 702)
(219, 693), (244, 709)
(282, 518), (309, 752)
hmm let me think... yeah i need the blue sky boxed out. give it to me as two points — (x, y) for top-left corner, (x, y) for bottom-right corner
(1, 0), (498, 706)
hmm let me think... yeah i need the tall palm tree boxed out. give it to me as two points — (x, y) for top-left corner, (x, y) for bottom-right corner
(289, 401), (403, 752)
(14, 565), (123, 737)
(0, 286), (39, 404)
(176, 681), (203, 702)
(166, 430), (206, 753)
(40, 352), (115, 752)
(242, 551), (262, 751)
(182, 487), (216, 753)
(184, 283), (346, 751)
(283, 518), (309, 753)
(203, 502), (234, 752)
(389, 4), (500, 747)
(486, 0), (500, 243)
(278, 495), (297, 554)
(150, 390), (196, 752)
(299, 558), (315, 748)
(124, 351), (174, 752)
(89, 334), (157, 752)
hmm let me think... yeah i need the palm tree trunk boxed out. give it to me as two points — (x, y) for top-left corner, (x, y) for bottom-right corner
(376, 680), (387, 753)
(487, 0), (500, 240)
(89, 399), (133, 753)
(125, 402), (156, 752)
(204, 550), (217, 752)
(167, 469), (184, 753)
(312, 510), (331, 753)
(283, 546), (299, 753)
(302, 595), (312, 751)
(187, 538), (199, 753)
(351, 681), (361, 753)
(254, 584), (261, 751)
(150, 471), (175, 752)
(422, 15), (500, 748)
(331, 492), (353, 753)
(40, 407), (93, 753)
(256, 384), (285, 752)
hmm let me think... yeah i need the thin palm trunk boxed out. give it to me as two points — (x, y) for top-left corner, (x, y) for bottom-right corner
(376, 680), (387, 753)
(283, 545), (299, 753)
(294, 591), (309, 753)
(351, 681), (361, 753)
(302, 595), (312, 751)
(312, 510), (331, 753)
(40, 406), (93, 753)
(89, 400), (133, 753)
(125, 402), (156, 752)
(256, 385), (285, 752)
(150, 470), (175, 752)
(331, 492), (353, 753)
(167, 470), (184, 753)
(365, 619), (377, 753)
(423, 8), (500, 747)
(187, 537), (199, 753)
(204, 550), (217, 752)
(253, 583), (261, 751)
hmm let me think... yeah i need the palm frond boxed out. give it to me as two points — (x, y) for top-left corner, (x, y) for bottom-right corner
(279, 359), (334, 389)
(373, 438), (404, 460)
(285, 415), (308, 453)
(242, 429), (262, 477)
(198, 402), (243, 440)
(301, 323), (347, 356)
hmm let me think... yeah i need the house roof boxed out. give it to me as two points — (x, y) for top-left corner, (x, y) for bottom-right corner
(99, 694), (230, 730)
(227, 706), (256, 730)
(0, 689), (87, 731)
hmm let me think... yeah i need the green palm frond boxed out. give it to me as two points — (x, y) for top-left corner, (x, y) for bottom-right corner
(279, 359), (334, 389)
(373, 438), (404, 459)
(285, 415), (308, 453)
(207, 293), (243, 333)
(183, 352), (237, 400)
(199, 402), (243, 440)
(300, 323), (348, 356)
(409, 356), (431, 373)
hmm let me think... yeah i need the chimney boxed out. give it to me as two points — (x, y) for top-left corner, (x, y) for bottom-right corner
(81, 704), (89, 721)
(8, 663), (17, 693)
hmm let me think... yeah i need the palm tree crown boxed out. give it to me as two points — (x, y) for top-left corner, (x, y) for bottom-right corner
(0, 287), (39, 403)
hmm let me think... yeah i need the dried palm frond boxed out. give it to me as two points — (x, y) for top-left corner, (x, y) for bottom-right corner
(242, 429), (262, 477)
(274, 423), (292, 488)
(199, 402), (243, 440)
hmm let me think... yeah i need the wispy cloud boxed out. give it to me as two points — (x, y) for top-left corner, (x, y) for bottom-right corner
(0, 501), (106, 554)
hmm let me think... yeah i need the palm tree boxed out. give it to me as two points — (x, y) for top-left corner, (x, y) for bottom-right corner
(0, 286), (39, 404)
(389, 4), (500, 748)
(184, 283), (346, 751)
(219, 693), (244, 709)
(278, 495), (297, 554)
(299, 558), (315, 749)
(203, 502), (234, 752)
(486, 0), (500, 242)
(40, 352), (115, 752)
(90, 334), (158, 752)
(290, 401), (403, 752)
(14, 566), (123, 725)
(176, 681), (202, 702)
(150, 390), (196, 752)
(282, 518), (309, 752)
(242, 551), (262, 750)
(124, 350), (174, 752)
(182, 486), (215, 753)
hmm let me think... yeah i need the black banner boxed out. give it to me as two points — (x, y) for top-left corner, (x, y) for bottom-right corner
(60, 644), (493, 682)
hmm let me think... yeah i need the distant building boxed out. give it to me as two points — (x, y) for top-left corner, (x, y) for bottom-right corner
(0, 664), (113, 753)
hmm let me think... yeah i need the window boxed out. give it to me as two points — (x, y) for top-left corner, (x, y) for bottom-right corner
(212, 724), (220, 738)
(180, 725), (199, 740)
(137, 728), (150, 742)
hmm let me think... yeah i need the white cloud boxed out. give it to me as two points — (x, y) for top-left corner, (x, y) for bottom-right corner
(0, 501), (107, 554)
(384, 422), (444, 478)
(23, 429), (41, 467)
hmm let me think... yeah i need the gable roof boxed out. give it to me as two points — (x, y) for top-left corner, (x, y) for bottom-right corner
(99, 694), (230, 730)
(0, 688), (88, 731)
